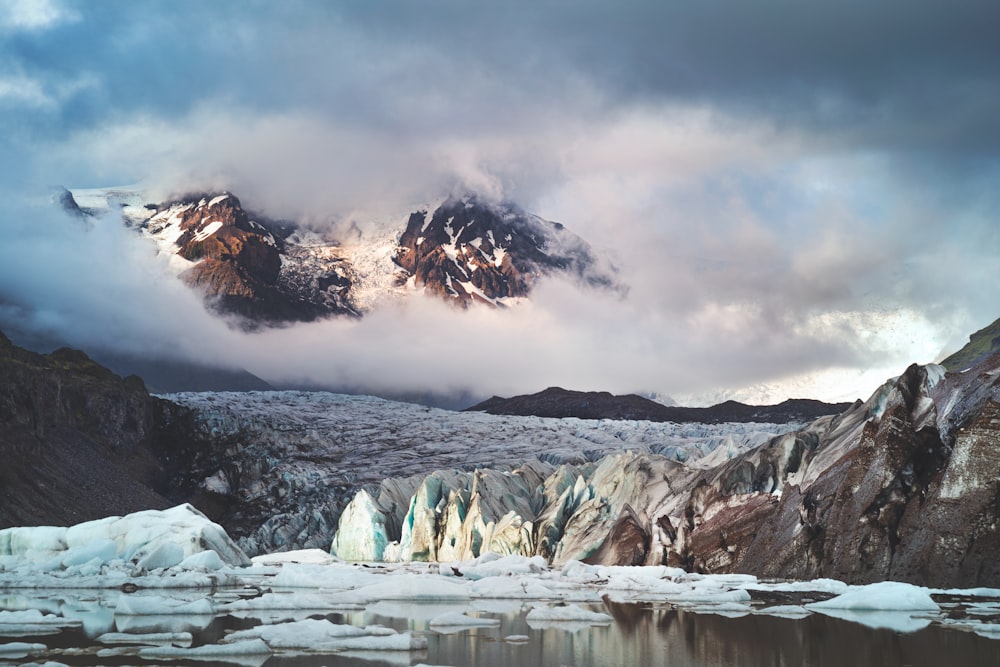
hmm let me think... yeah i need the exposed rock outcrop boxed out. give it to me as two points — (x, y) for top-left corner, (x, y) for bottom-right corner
(141, 193), (358, 323)
(393, 195), (619, 306)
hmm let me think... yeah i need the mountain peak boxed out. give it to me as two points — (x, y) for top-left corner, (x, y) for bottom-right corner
(67, 187), (621, 324)
(393, 194), (619, 307)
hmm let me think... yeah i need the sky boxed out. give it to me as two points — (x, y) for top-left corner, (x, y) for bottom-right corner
(1, 0), (999, 405)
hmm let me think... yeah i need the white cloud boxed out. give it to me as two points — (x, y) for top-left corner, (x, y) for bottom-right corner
(1, 3), (997, 407)
(0, 75), (52, 108)
(0, 0), (77, 32)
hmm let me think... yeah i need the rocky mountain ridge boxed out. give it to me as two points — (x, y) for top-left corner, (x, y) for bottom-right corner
(467, 386), (854, 424)
(395, 195), (617, 306)
(63, 188), (619, 325)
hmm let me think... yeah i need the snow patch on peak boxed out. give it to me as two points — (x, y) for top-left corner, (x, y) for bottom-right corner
(193, 220), (223, 242)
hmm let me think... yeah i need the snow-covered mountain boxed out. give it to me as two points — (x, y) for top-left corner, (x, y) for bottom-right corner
(65, 187), (620, 325)
(395, 195), (618, 306)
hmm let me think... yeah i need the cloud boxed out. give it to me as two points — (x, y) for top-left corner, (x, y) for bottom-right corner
(0, 1), (998, 405)
(0, 0), (78, 33)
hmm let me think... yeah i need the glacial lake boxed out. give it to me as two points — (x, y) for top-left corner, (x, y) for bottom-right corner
(7, 593), (999, 667)
(288, 601), (1000, 667)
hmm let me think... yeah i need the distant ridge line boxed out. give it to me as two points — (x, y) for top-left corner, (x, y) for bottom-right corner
(465, 386), (855, 424)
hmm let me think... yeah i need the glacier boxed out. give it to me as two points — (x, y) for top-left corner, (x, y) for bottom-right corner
(164, 389), (793, 555)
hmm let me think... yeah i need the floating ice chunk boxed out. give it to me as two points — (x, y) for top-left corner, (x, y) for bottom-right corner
(446, 554), (547, 580)
(685, 602), (753, 618)
(251, 549), (338, 566)
(525, 604), (613, 624)
(0, 505), (248, 574)
(559, 560), (603, 581)
(115, 613), (214, 635)
(599, 567), (688, 598)
(504, 635), (530, 643)
(965, 602), (1000, 616)
(269, 562), (382, 589)
(0, 641), (47, 658)
(223, 592), (350, 615)
(60, 539), (117, 567)
(469, 576), (557, 599)
(353, 574), (471, 601)
(749, 578), (850, 596)
(115, 595), (214, 616)
(0, 610), (82, 636)
(937, 587), (1000, 598)
(97, 631), (193, 647)
(668, 588), (753, 604)
(223, 618), (396, 649)
(754, 605), (812, 618)
(807, 581), (939, 611)
(138, 638), (271, 665)
(970, 623), (1000, 639)
(0, 526), (65, 555)
(429, 612), (501, 628)
(312, 632), (427, 652)
(365, 600), (470, 622)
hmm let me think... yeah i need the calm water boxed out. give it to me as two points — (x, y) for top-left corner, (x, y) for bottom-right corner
(5, 594), (999, 666)
(270, 600), (1000, 667)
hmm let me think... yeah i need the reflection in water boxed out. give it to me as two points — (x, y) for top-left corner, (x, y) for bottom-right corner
(1, 592), (998, 666)
(267, 600), (1000, 667)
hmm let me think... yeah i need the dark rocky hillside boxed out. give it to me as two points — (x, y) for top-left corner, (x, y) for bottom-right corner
(0, 331), (180, 526)
(467, 386), (854, 424)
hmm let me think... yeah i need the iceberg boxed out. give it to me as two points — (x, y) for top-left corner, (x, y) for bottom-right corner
(0, 504), (249, 579)
(806, 581), (940, 612)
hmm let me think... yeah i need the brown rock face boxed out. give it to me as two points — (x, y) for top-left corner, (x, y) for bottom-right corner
(394, 195), (616, 306)
(146, 193), (357, 324)
(711, 359), (1000, 587)
(172, 195), (282, 285)
(583, 504), (650, 566)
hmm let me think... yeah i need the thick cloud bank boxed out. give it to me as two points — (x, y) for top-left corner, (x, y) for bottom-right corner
(1, 1), (998, 403)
